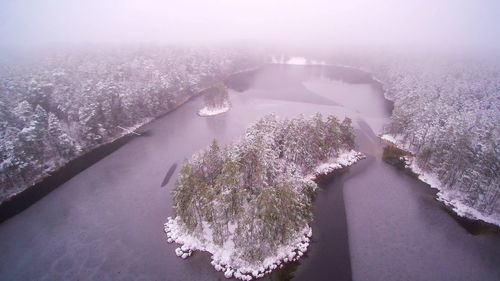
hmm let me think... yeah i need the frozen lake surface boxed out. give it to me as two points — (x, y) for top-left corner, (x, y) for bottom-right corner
(0, 64), (499, 281)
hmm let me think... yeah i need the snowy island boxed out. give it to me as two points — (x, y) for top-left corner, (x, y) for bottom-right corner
(165, 114), (364, 280)
(198, 83), (231, 117)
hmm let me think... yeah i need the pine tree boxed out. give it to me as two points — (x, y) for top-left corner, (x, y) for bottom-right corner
(78, 102), (104, 145)
(202, 139), (224, 182)
(12, 100), (33, 127)
(340, 117), (355, 150)
(48, 113), (75, 159)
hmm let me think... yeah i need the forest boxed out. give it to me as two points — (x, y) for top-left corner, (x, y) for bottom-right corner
(168, 114), (358, 278)
(0, 47), (263, 202)
(0, 0), (499, 280)
(336, 53), (500, 224)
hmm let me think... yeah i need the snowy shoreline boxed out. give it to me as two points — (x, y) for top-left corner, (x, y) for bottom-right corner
(1, 117), (153, 203)
(0, 64), (262, 207)
(1, 88), (199, 205)
(321, 62), (499, 228)
(164, 150), (364, 280)
(381, 134), (500, 227)
(306, 150), (366, 181)
(197, 102), (230, 117)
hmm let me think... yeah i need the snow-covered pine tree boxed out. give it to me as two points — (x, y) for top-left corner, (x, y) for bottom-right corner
(48, 113), (76, 159)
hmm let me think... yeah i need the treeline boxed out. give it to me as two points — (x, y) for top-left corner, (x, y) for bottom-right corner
(344, 53), (500, 220)
(0, 46), (263, 202)
(172, 114), (355, 264)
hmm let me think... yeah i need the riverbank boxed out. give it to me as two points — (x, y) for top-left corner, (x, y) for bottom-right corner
(0, 69), (259, 223)
(334, 60), (500, 231)
(380, 134), (500, 229)
(164, 150), (364, 280)
(0, 119), (152, 223)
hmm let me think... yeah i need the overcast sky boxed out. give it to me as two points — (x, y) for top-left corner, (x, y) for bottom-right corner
(1, 0), (499, 51)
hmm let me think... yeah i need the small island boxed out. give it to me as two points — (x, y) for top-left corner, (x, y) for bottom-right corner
(164, 114), (364, 280)
(198, 82), (231, 117)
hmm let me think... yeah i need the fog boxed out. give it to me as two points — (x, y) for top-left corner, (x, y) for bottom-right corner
(1, 0), (499, 52)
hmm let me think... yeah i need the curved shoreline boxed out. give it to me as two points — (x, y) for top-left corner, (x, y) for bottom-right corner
(332, 61), (499, 230)
(0, 73), (251, 223)
(380, 135), (500, 232)
(274, 62), (394, 114)
(164, 150), (365, 280)
(0, 65), (265, 223)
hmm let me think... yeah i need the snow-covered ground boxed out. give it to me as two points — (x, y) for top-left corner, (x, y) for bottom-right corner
(165, 218), (311, 281)
(4, 117), (153, 201)
(164, 150), (364, 280)
(271, 55), (326, 66)
(306, 150), (366, 181)
(198, 102), (230, 117)
(286, 57), (308, 65)
(381, 134), (500, 227)
(380, 134), (398, 145)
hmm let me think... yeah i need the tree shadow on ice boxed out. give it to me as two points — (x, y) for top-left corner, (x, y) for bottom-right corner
(205, 114), (228, 135)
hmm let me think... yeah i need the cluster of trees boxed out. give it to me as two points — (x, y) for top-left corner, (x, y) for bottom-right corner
(202, 82), (230, 109)
(0, 46), (263, 202)
(360, 54), (499, 219)
(172, 114), (355, 264)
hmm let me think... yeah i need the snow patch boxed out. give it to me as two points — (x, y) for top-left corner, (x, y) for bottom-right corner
(380, 134), (398, 145)
(165, 217), (311, 280)
(286, 57), (307, 65)
(306, 150), (365, 180)
(271, 55), (326, 66)
(198, 102), (230, 117)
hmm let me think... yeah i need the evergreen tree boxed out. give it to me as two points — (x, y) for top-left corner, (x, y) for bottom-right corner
(340, 117), (355, 150)
(48, 113), (76, 159)
(78, 102), (104, 145)
(12, 100), (33, 126)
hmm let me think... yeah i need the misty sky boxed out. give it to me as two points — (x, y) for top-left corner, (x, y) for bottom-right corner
(1, 0), (499, 51)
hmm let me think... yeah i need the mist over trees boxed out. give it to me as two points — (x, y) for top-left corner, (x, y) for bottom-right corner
(172, 113), (356, 264)
(0, 46), (263, 202)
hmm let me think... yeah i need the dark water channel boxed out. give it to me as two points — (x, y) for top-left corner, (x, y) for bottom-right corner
(0, 64), (499, 281)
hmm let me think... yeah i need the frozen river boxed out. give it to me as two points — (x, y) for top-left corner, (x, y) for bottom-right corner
(0, 64), (499, 281)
